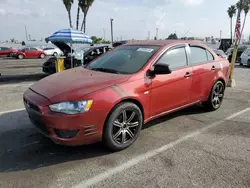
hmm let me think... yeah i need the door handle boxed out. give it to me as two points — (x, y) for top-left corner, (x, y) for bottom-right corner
(184, 72), (192, 78)
(211, 66), (216, 70)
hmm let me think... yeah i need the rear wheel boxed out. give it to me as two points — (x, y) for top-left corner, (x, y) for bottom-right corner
(203, 81), (225, 111)
(53, 52), (58, 56)
(40, 54), (45, 59)
(103, 102), (143, 151)
(18, 54), (24, 59)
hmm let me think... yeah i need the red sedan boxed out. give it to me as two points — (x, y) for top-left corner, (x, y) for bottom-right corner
(0, 47), (17, 57)
(14, 47), (47, 59)
(23, 40), (230, 151)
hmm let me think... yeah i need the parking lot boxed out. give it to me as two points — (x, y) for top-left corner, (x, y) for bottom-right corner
(0, 60), (250, 188)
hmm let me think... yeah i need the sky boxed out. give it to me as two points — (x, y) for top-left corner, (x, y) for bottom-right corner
(0, 0), (248, 41)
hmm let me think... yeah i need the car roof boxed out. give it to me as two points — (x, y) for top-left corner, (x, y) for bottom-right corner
(123, 40), (205, 47)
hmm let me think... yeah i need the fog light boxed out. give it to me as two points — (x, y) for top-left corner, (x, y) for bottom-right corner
(54, 129), (79, 139)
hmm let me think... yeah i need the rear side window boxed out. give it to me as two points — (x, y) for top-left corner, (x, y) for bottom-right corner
(190, 46), (213, 65)
(1, 47), (9, 50)
(157, 47), (188, 69)
(206, 50), (214, 61)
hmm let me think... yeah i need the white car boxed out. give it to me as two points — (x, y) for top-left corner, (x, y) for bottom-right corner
(240, 48), (250, 66)
(43, 47), (63, 56)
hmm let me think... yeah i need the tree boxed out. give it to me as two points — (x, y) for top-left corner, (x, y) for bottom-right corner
(80, 0), (95, 32)
(240, 0), (250, 40)
(227, 5), (236, 43)
(62, 0), (74, 28)
(166, 33), (178, 39)
(236, 0), (244, 12)
(91, 36), (110, 44)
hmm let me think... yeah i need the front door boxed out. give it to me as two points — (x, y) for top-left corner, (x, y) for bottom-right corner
(150, 45), (193, 117)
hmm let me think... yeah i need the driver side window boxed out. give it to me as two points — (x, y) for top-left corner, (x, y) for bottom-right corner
(157, 46), (188, 70)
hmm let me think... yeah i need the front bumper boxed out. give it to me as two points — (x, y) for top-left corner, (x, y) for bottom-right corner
(23, 89), (105, 146)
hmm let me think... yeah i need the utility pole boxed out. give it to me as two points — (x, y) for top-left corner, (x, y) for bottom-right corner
(156, 28), (159, 40)
(110, 18), (114, 47)
(147, 31), (150, 40)
(25, 25), (28, 41)
(103, 28), (106, 40)
(220, 30), (222, 41)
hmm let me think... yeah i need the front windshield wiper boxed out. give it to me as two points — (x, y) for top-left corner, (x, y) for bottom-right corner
(89, 67), (121, 74)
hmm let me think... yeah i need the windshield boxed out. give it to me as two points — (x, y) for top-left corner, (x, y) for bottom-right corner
(86, 45), (160, 74)
(226, 48), (233, 54)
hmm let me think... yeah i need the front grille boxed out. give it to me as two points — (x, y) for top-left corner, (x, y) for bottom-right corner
(24, 98), (49, 137)
(29, 114), (50, 136)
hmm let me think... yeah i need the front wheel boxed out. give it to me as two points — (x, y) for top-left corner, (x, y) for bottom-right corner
(53, 52), (58, 56)
(203, 81), (225, 111)
(103, 102), (143, 151)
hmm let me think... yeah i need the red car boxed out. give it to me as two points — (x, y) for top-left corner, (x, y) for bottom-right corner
(0, 47), (17, 57)
(23, 40), (230, 151)
(14, 47), (47, 59)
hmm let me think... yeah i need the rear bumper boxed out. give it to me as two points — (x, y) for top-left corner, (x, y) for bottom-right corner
(23, 89), (105, 146)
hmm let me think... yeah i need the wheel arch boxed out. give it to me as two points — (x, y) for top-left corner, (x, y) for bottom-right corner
(217, 77), (226, 88)
(102, 98), (145, 135)
(18, 53), (25, 58)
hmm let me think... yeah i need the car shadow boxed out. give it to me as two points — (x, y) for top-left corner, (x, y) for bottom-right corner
(235, 65), (250, 69)
(0, 105), (207, 172)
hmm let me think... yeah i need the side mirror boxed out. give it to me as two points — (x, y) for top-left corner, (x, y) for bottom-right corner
(147, 64), (172, 77)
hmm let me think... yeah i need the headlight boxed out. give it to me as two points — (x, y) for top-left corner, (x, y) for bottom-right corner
(49, 100), (93, 114)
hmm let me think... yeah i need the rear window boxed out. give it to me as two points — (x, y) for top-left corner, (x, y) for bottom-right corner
(43, 48), (54, 50)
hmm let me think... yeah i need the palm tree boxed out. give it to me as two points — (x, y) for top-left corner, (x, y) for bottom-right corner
(236, 0), (244, 12)
(227, 5), (236, 43)
(240, 0), (250, 40)
(76, 0), (84, 30)
(80, 0), (95, 32)
(62, 0), (74, 28)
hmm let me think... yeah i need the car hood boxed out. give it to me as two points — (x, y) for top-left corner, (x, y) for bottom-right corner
(51, 41), (73, 54)
(30, 67), (130, 103)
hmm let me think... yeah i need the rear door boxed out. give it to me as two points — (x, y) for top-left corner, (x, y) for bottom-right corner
(187, 45), (217, 102)
(150, 44), (193, 116)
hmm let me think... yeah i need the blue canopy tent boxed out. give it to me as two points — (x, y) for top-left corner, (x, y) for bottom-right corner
(46, 28), (92, 68)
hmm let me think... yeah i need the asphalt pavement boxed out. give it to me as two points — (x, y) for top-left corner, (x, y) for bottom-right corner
(0, 57), (46, 76)
(0, 65), (250, 188)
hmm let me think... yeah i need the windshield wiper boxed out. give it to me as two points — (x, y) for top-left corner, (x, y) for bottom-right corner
(90, 67), (120, 74)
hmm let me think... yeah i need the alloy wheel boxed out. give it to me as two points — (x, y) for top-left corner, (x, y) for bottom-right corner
(112, 110), (140, 144)
(212, 82), (224, 108)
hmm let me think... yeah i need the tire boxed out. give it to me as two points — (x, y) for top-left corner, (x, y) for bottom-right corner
(18, 54), (24, 59)
(203, 80), (225, 111)
(40, 54), (45, 59)
(53, 52), (58, 56)
(103, 102), (143, 151)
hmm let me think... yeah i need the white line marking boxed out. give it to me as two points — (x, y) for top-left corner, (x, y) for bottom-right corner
(0, 108), (25, 115)
(72, 107), (250, 188)
(21, 141), (40, 147)
(0, 82), (33, 88)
